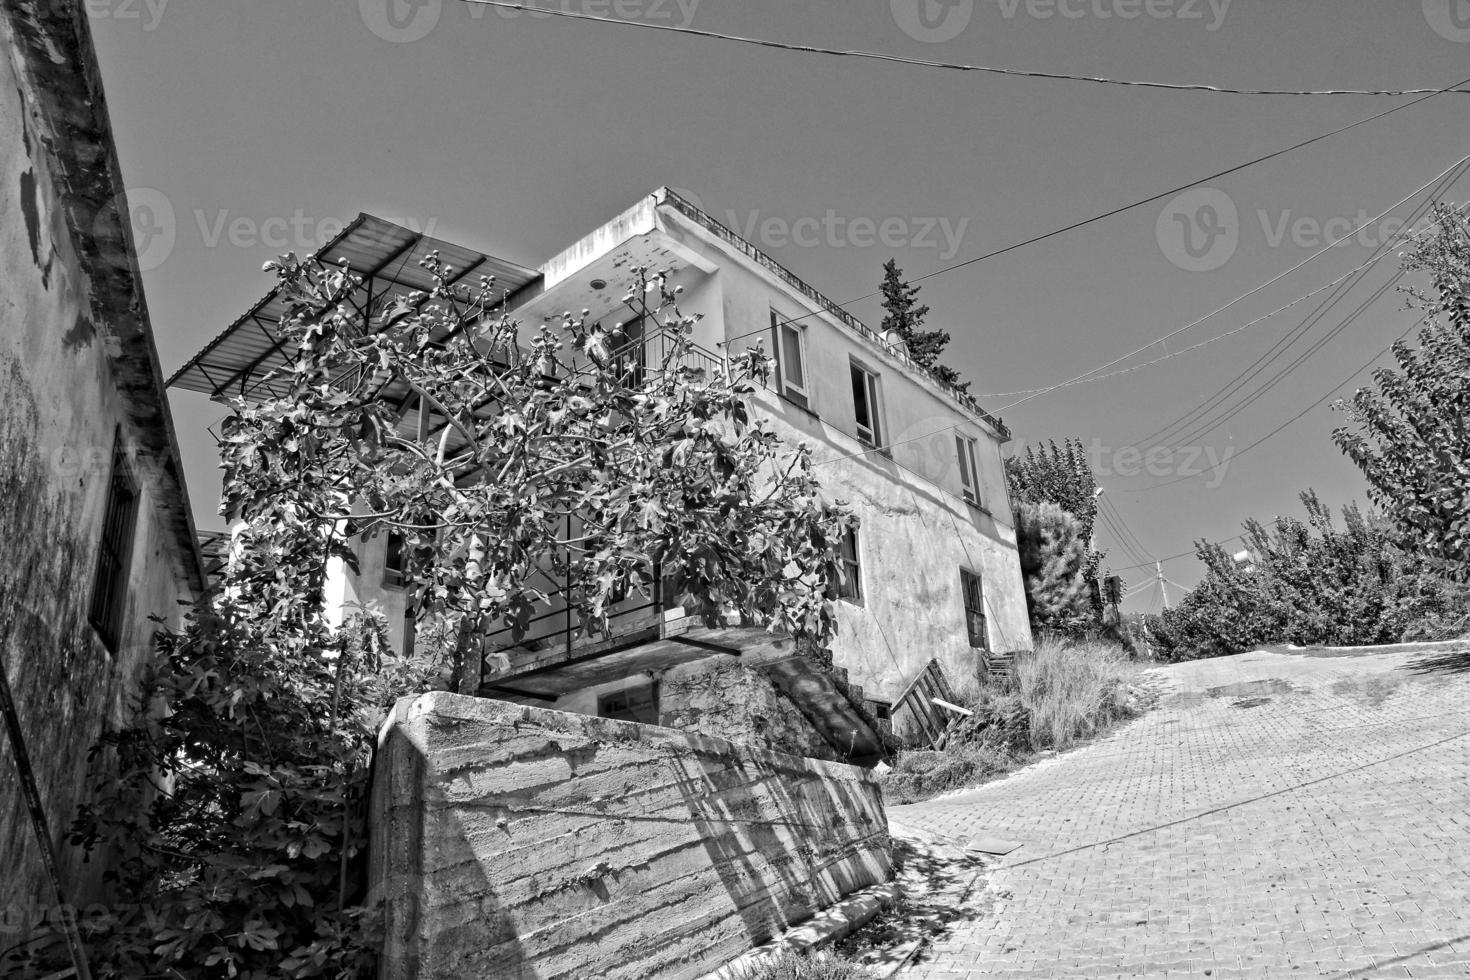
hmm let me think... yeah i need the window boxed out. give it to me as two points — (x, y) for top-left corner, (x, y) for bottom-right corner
(959, 568), (988, 650)
(384, 531), (407, 587)
(838, 527), (862, 602)
(956, 434), (983, 508)
(850, 361), (883, 449)
(770, 310), (810, 409)
(89, 439), (138, 651)
(598, 681), (659, 726)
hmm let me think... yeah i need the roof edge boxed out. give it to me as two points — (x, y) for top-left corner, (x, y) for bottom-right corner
(1, 0), (205, 591)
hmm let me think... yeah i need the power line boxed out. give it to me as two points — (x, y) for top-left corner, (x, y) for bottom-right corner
(1132, 318), (1423, 492)
(458, 1), (1470, 98)
(1130, 162), (1470, 447)
(717, 75), (1470, 353)
(1109, 536), (1245, 573)
(813, 155), (1470, 467)
(1000, 154), (1470, 409)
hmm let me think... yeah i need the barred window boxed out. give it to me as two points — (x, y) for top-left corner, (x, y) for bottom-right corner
(89, 439), (138, 652)
(959, 568), (988, 650)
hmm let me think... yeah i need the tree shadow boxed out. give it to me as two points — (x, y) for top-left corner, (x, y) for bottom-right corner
(1399, 645), (1470, 676)
(835, 832), (993, 971)
(667, 746), (893, 959)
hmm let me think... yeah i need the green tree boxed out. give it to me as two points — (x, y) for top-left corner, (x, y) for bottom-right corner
(878, 259), (968, 392)
(1332, 204), (1470, 578)
(13, 257), (853, 979)
(1004, 438), (1099, 543)
(1006, 438), (1109, 621)
(1015, 501), (1093, 636)
(1144, 491), (1468, 661)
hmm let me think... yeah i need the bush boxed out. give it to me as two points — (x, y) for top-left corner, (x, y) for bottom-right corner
(729, 949), (871, 980)
(879, 743), (1014, 805)
(1144, 492), (1470, 661)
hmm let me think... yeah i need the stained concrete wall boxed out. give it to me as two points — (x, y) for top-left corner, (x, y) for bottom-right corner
(0, 2), (200, 938)
(370, 692), (892, 980)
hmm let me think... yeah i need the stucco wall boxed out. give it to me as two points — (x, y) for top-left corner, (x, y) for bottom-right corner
(370, 692), (892, 980)
(655, 209), (1033, 700)
(0, 30), (196, 936)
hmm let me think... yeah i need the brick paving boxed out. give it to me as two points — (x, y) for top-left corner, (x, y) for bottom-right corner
(886, 644), (1470, 979)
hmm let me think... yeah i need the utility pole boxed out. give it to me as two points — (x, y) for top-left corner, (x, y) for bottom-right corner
(1157, 561), (1170, 610)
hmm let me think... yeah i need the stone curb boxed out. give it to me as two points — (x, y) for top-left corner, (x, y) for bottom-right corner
(697, 882), (902, 980)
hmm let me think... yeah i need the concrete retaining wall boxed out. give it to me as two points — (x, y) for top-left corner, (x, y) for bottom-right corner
(370, 692), (893, 980)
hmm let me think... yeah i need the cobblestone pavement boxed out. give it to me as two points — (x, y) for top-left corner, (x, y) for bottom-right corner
(886, 644), (1470, 979)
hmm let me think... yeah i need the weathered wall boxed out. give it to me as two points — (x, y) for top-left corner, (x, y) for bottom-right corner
(370, 692), (892, 980)
(658, 658), (838, 761)
(656, 205), (1033, 700)
(0, 3), (199, 939)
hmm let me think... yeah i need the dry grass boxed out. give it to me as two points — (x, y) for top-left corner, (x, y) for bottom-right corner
(879, 639), (1143, 804)
(726, 949), (872, 980)
(1012, 637), (1138, 751)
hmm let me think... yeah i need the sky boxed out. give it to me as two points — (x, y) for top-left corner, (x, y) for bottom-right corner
(86, 1), (1470, 611)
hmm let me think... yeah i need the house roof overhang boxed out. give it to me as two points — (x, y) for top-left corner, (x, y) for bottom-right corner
(167, 213), (544, 402)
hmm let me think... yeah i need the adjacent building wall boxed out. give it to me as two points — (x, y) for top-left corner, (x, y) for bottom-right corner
(371, 693), (892, 980)
(0, 0), (202, 937)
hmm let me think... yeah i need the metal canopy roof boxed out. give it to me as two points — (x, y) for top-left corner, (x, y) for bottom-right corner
(167, 213), (542, 401)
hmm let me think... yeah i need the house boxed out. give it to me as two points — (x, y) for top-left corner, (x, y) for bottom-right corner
(170, 188), (1032, 750)
(0, 0), (205, 938)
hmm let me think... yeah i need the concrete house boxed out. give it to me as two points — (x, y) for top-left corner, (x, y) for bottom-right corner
(0, 0), (205, 935)
(172, 188), (1031, 752)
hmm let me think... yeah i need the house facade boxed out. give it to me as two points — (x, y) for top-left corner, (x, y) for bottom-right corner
(0, 0), (205, 937)
(172, 188), (1031, 750)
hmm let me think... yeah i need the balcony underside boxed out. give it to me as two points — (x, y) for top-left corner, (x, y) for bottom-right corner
(479, 611), (888, 764)
(479, 611), (794, 702)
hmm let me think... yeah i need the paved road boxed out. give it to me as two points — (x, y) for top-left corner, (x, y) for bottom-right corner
(887, 644), (1470, 979)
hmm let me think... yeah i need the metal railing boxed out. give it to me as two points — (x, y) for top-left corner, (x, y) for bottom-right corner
(659, 189), (1009, 439)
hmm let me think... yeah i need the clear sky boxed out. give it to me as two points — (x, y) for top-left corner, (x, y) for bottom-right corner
(87, 1), (1470, 611)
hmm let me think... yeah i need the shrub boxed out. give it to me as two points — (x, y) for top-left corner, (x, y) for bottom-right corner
(879, 743), (1014, 805)
(1144, 492), (1469, 661)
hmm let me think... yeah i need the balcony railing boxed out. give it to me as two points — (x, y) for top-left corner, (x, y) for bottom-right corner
(659, 188), (1009, 439)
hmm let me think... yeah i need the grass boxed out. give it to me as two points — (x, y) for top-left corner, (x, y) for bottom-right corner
(879, 638), (1143, 804)
(726, 949), (872, 980)
(1015, 637), (1138, 751)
